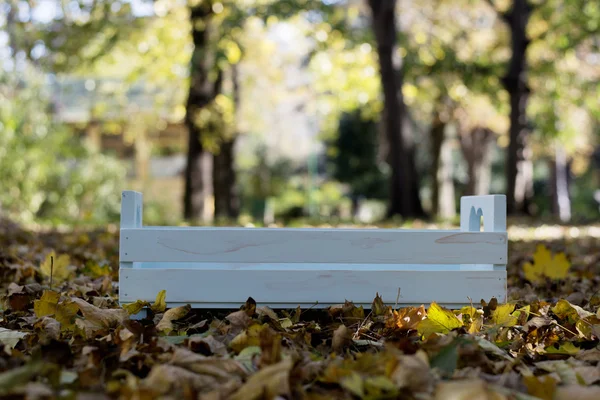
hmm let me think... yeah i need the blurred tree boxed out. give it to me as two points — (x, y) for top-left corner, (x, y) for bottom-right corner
(183, 0), (221, 221)
(213, 64), (240, 219)
(485, 0), (534, 214)
(367, 0), (424, 218)
(327, 109), (388, 216)
(0, 63), (125, 224)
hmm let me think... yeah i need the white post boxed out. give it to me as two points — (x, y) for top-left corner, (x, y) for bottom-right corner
(120, 190), (142, 270)
(119, 191), (144, 318)
(460, 195), (507, 272)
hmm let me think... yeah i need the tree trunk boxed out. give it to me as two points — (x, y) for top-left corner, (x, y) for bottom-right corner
(550, 143), (571, 222)
(460, 127), (494, 196)
(183, 1), (221, 222)
(367, 0), (424, 218)
(213, 138), (239, 219)
(503, 0), (533, 214)
(430, 110), (453, 217)
(213, 64), (240, 219)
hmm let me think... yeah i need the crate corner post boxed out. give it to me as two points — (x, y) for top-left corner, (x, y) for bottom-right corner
(119, 190), (146, 319)
(459, 194), (508, 303)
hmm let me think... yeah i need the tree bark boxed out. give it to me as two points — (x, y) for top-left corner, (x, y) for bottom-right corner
(430, 110), (454, 218)
(213, 138), (239, 219)
(213, 64), (240, 219)
(503, 0), (533, 214)
(460, 127), (495, 196)
(183, 1), (221, 221)
(368, 0), (424, 218)
(550, 143), (571, 222)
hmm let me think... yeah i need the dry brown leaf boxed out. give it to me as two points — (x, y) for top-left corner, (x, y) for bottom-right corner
(332, 324), (351, 353)
(554, 385), (600, 400)
(142, 364), (224, 395)
(259, 326), (282, 367)
(33, 317), (61, 341)
(156, 305), (191, 334)
(389, 350), (433, 394)
(170, 348), (247, 378)
(229, 358), (293, 400)
(434, 379), (507, 400)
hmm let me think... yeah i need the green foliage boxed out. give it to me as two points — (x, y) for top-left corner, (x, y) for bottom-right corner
(0, 66), (125, 224)
(327, 110), (388, 201)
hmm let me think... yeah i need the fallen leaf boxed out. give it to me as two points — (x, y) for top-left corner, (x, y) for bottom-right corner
(71, 297), (128, 337)
(34, 290), (61, 318)
(544, 342), (580, 355)
(332, 324), (351, 353)
(418, 302), (463, 337)
(523, 245), (570, 283)
(340, 371), (364, 397)
(122, 300), (149, 315)
(0, 328), (27, 348)
(523, 375), (557, 400)
(229, 358), (293, 400)
(156, 305), (191, 334)
(491, 303), (518, 327)
(258, 326), (282, 366)
(430, 340), (459, 375)
(434, 379), (507, 400)
(151, 289), (167, 313)
(393, 305), (426, 330)
(33, 291), (78, 330)
(40, 251), (72, 283)
(230, 323), (266, 354)
(555, 385), (600, 400)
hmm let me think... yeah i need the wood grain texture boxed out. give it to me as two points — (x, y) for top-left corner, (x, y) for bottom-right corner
(119, 268), (507, 308)
(120, 228), (507, 264)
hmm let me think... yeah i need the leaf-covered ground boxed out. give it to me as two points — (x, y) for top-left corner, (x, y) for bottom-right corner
(1, 220), (600, 399)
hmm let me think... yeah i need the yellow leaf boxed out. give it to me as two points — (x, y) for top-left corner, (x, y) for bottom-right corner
(491, 304), (517, 327)
(545, 342), (580, 355)
(417, 302), (463, 337)
(40, 251), (71, 283)
(33, 291), (78, 331)
(54, 300), (79, 330)
(156, 305), (191, 335)
(230, 323), (266, 354)
(34, 290), (61, 318)
(458, 306), (483, 334)
(123, 300), (149, 315)
(523, 375), (557, 400)
(523, 245), (570, 283)
(151, 290), (167, 313)
(552, 300), (593, 325)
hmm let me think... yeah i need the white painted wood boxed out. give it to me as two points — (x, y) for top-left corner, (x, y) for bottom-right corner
(119, 191), (143, 271)
(120, 228), (507, 265)
(136, 262), (474, 271)
(460, 195), (507, 233)
(120, 268), (507, 308)
(117, 191), (508, 309)
(460, 195), (507, 272)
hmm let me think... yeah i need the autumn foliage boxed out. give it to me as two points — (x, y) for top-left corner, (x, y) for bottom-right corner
(1, 223), (600, 399)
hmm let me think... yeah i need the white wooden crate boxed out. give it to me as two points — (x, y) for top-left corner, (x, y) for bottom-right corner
(119, 191), (507, 309)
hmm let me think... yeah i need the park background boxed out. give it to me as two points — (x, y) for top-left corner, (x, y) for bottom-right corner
(3, 1), (600, 398)
(1, 0), (599, 229)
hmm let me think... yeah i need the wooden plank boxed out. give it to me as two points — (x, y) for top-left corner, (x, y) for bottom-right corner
(119, 268), (507, 307)
(135, 262), (503, 271)
(120, 228), (507, 265)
